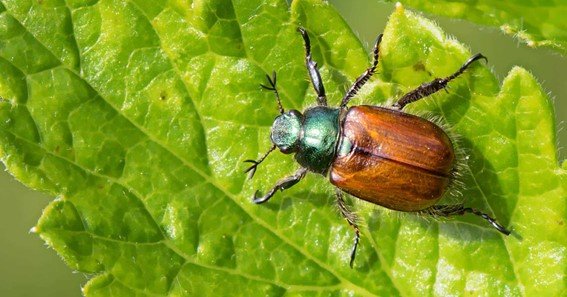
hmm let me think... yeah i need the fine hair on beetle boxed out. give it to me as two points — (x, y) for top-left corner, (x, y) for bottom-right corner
(413, 129), (467, 221)
(245, 27), (511, 267)
(343, 110), (469, 223)
(345, 81), (470, 210)
(327, 85), (470, 212)
(414, 112), (467, 203)
(391, 67), (481, 198)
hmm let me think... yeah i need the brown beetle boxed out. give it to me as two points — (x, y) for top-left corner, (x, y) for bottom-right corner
(331, 105), (455, 212)
(245, 28), (511, 267)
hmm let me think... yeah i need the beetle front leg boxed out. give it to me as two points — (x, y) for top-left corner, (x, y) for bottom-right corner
(298, 27), (327, 106)
(335, 189), (360, 268)
(393, 53), (487, 110)
(253, 167), (308, 204)
(341, 34), (383, 108)
(421, 204), (511, 235)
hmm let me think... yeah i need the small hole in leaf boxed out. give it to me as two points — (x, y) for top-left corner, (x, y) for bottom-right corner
(413, 61), (431, 75)
(160, 91), (168, 101)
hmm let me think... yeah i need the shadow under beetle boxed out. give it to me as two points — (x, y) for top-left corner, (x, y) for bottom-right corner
(245, 28), (511, 267)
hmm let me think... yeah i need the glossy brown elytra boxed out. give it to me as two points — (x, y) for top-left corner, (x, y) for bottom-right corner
(330, 105), (455, 212)
(245, 28), (511, 267)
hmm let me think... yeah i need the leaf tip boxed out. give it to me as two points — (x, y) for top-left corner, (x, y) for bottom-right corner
(506, 66), (533, 82)
(395, 2), (404, 12)
(29, 226), (38, 234)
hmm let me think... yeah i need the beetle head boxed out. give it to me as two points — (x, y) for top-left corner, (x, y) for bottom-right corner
(271, 109), (303, 154)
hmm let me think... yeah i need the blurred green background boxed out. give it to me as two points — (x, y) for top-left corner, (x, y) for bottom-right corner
(1, 1), (565, 296)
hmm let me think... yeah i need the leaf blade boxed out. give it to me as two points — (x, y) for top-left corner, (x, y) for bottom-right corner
(387, 0), (567, 54)
(0, 1), (564, 296)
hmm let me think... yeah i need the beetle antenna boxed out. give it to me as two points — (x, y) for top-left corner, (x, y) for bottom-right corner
(244, 144), (277, 179)
(261, 71), (284, 115)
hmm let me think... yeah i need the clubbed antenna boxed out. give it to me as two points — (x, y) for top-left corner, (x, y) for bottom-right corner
(244, 144), (276, 179)
(261, 71), (284, 114)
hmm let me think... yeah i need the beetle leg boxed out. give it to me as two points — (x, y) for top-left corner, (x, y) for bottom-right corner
(422, 204), (511, 235)
(335, 189), (360, 268)
(298, 27), (327, 106)
(252, 167), (308, 204)
(341, 34), (383, 108)
(393, 53), (487, 110)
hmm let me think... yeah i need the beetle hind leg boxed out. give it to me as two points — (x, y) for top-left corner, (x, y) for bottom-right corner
(335, 189), (360, 268)
(421, 204), (511, 235)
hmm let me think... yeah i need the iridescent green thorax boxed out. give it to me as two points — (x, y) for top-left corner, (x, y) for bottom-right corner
(270, 106), (340, 174)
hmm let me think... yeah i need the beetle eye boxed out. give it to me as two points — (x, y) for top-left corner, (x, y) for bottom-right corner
(271, 110), (302, 154)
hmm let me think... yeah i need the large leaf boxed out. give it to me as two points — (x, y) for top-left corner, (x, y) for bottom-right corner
(386, 0), (567, 54)
(0, 0), (564, 296)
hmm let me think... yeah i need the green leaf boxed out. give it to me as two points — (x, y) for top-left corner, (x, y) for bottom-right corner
(385, 0), (567, 54)
(0, 0), (565, 296)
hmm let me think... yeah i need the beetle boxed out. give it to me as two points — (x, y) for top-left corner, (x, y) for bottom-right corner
(245, 28), (511, 267)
